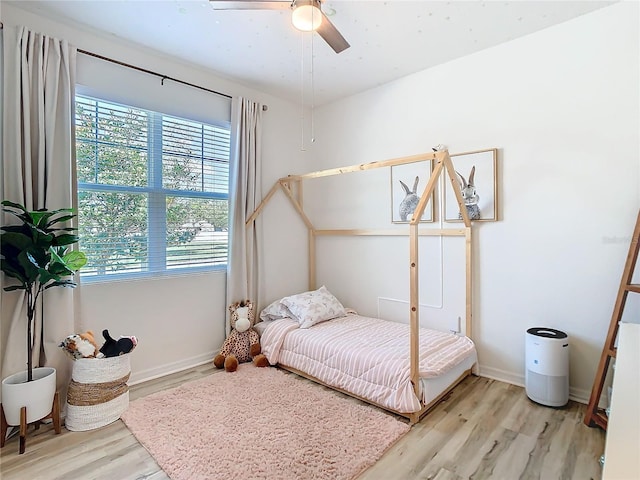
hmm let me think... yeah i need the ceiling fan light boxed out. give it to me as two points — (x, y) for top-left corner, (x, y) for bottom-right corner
(292, 4), (323, 32)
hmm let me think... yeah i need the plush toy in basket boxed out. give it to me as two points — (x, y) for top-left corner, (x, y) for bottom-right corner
(99, 329), (138, 357)
(59, 329), (137, 359)
(214, 300), (268, 372)
(59, 331), (99, 359)
(60, 329), (138, 432)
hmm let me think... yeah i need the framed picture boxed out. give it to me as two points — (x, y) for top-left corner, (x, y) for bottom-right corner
(390, 160), (434, 223)
(444, 148), (498, 222)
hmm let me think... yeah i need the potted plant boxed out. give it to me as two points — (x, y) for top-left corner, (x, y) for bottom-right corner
(0, 200), (87, 427)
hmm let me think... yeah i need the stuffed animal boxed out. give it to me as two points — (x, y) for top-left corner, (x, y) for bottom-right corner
(59, 331), (99, 359)
(99, 329), (138, 358)
(213, 300), (268, 372)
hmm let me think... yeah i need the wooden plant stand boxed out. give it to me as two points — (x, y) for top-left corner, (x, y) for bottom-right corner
(0, 391), (61, 454)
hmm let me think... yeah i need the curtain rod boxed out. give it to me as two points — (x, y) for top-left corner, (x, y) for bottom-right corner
(1, 24), (268, 111)
(78, 49), (268, 111)
(78, 49), (232, 100)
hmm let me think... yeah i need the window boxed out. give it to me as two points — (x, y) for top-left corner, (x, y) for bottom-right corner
(75, 95), (230, 280)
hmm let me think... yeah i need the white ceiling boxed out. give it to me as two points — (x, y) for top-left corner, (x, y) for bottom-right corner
(9, 0), (615, 106)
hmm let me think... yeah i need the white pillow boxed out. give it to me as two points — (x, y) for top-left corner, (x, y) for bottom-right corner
(260, 299), (294, 322)
(280, 285), (346, 329)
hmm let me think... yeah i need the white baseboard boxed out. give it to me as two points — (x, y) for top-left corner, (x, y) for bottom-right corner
(569, 386), (592, 405)
(477, 365), (590, 405)
(127, 356), (594, 406)
(129, 350), (217, 385)
(478, 365), (525, 388)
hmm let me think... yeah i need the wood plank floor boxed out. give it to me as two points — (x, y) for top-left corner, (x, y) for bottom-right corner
(0, 365), (606, 480)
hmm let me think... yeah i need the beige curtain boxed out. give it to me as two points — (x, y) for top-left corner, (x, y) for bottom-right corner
(226, 97), (263, 334)
(1, 26), (78, 398)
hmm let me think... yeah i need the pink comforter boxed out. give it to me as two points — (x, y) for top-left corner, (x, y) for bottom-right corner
(260, 314), (476, 413)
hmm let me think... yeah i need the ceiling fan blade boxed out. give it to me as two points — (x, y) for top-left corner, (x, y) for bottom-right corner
(209, 0), (291, 10)
(317, 13), (350, 53)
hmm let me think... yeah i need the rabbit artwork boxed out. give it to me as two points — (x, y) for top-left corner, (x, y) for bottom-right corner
(456, 166), (481, 220)
(399, 176), (420, 222)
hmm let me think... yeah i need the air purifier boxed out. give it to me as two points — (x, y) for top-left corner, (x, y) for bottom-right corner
(525, 327), (569, 407)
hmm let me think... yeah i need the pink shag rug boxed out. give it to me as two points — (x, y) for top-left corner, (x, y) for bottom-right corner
(121, 364), (409, 480)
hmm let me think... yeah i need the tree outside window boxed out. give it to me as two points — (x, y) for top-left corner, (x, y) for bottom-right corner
(75, 95), (230, 279)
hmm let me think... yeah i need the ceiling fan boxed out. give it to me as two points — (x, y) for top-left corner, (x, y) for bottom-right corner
(209, 0), (350, 53)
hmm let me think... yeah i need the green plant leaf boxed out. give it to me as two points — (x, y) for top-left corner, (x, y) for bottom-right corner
(31, 210), (55, 228)
(19, 251), (41, 281)
(48, 262), (73, 276)
(2, 199), (86, 384)
(2, 201), (85, 283)
(44, 280), (76, 289)
(1, 200), (28, 213)
(1, 224), (32, 235)
(52, 234), (80, 246)
(37, 268), (60, 285)
(63, 250), (87, 270)
(45, 207), (74, 216)
(0, 260), (29, 284)
(48, 227), (78, 234)
(25, 248), (49, 270)
(48, 247), (66, 264)
(1, 231), (34, 251)
(47, 247), (73, 276)
(45, 213), (76, 227)
(29, 225), (55, 248)
(3, 285), (26, 291)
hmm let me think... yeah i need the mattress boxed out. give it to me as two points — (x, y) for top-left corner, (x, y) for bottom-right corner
(258, 314), (477, 414)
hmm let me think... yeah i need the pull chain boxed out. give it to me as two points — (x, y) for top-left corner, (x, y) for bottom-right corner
(300, 32), (306, 151)
(310, 29), (315, 144)
(300, 28), (317, 151)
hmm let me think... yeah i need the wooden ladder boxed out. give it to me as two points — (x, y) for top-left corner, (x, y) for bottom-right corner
(584, 210), (640, 430)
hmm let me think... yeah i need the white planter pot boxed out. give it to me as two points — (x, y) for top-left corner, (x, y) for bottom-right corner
(1, 367), (56, 426)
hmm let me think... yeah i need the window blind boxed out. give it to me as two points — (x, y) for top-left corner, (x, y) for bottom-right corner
(76, 95), (231, 279)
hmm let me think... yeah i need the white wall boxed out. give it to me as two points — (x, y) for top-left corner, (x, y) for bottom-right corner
(304, 2), (640, 402)
(1, 3), (310, 384)
(4, 2), (637, 401)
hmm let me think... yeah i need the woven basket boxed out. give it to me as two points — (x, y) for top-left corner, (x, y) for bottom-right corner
(65, 354), (131, 432)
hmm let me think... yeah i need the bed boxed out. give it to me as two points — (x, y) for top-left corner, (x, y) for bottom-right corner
(254, 286), (477, 423)
(246, 149), (478, 423)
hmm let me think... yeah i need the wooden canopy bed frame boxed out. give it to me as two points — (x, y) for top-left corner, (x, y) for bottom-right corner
(247, 149), (475, 424)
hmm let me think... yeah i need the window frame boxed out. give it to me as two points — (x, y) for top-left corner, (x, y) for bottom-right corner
(75, 94), (231, 283)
